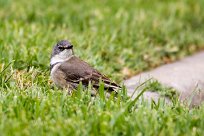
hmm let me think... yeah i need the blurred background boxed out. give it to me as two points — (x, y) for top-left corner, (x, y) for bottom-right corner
(0, 0), (204, 81)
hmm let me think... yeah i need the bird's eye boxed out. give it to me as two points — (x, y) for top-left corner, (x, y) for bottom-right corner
(58, 46), (64, 51)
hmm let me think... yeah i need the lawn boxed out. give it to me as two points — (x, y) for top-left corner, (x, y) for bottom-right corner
(0, 0), (204, 135)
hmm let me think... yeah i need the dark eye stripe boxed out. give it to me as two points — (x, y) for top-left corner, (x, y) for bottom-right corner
(58, 47), (64, 49)
(58, 45), (73, 50)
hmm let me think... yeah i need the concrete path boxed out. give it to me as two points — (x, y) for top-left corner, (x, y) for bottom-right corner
(124, 52), (204, 106)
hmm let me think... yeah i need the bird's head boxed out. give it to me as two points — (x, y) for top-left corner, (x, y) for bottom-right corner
(50, 40), (74, 65)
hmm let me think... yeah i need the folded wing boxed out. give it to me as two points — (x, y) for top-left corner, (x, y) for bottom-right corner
(59, 56), (120, 92)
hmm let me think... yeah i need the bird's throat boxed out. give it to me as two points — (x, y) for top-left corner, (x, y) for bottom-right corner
(50, 49), (73, 65)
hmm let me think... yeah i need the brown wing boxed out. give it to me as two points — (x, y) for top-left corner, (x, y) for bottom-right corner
(59, 56), (120, 92)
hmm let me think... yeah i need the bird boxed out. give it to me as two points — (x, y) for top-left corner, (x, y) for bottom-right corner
(50, 40), (121, 95)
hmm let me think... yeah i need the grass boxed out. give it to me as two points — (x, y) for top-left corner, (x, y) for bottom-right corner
(0, 0), (204, 135)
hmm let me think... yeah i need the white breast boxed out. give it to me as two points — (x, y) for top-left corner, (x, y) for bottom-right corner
(51, 63), (61, 77)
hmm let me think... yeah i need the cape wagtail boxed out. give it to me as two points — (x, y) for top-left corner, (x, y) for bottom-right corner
(50, 40), (121, 95)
